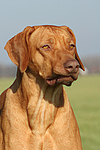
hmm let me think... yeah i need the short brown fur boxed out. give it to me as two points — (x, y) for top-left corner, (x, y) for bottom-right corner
(0, 25), (84, 150)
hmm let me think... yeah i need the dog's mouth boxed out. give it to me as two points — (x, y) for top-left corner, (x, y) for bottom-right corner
(46, 74), (78, 86)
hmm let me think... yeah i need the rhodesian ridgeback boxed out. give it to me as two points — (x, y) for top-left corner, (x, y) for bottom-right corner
(0, 25), (85, 150)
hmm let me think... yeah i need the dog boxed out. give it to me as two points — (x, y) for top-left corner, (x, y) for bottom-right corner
(0, 25), (85, 150)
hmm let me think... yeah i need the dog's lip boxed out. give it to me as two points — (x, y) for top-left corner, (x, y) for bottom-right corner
(46, 75), (76, 86)
(46, 78), (56, 86)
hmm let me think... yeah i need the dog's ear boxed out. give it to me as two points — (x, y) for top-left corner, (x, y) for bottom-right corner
(66, 27), (85, 71)
(75, 49), (85, 71)
(4, 26), (35, 73)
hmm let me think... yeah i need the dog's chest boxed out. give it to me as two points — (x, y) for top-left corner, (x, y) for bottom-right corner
(28, 98), (57, 136)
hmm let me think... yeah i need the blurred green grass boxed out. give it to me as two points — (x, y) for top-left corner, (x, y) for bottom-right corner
(0, 75), (100, 150)
(0, 78), (15, 93)
(65, 74), (100, 150)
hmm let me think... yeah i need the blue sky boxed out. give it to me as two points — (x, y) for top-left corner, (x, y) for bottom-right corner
(0, 0), (100, 65)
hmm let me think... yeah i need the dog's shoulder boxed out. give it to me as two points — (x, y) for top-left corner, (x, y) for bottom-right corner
(0, 89), (9, 110)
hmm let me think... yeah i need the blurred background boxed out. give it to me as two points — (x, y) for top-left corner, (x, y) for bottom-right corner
(0, 0), (100, 76)
(0, 0), (100, 149)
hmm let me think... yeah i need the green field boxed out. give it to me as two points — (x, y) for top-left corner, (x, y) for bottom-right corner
(0, 75), (100, 150)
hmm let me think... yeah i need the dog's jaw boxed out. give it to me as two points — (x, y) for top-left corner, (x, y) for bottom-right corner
(46, 75), (77, 86)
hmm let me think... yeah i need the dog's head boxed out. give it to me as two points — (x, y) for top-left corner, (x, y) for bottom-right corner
(4, 25), (85, 86)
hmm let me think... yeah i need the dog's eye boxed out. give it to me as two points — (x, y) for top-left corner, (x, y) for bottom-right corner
(69, 44), (75, 50)
(42, 45), (50, 49)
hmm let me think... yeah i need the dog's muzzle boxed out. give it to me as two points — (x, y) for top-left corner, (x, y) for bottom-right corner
(46, 60), (79, 86)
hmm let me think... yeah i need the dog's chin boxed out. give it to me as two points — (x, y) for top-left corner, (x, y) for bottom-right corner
(46, 75), (77, 86)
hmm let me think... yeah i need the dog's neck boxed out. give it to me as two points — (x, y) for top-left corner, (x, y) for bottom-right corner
(14, 69), (64, 136)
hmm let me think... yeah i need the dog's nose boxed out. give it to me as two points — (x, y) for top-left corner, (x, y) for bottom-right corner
(64, 60), (79, 73)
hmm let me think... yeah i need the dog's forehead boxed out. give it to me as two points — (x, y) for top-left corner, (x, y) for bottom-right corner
(38, 26), (71, 37)
(30, 25), (74, 45)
